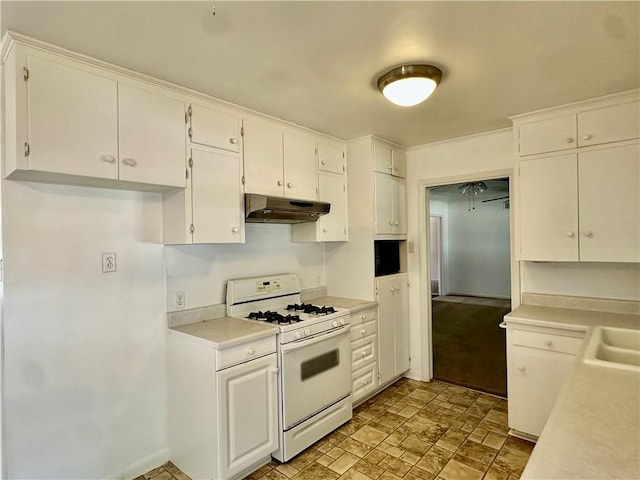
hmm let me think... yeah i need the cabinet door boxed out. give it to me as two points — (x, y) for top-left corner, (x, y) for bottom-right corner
(27, 54), (118, 179)
(578, 102), (640, 148)
(373, 143), (393, 174)
(317, 172), (347, 241)
(393, 177), (407, 234)
(189, 103), (241, 153)
(392, 150), (407, 178)
(243, 118), (284, 196)
(217, 354), (278, 479)
(191, 148), (244, 244)
(318, 141), (345, 174)
(519, 154), (579, 261)
(376, 275), (396, 386)
(394, 275), (410, 375)
(578, 144), (640, 262)
(375, 172), (394, 234)
(518, 115), (576, 156)
(508, 348), (576, 437)
(118, 83), (186, 187)
(283, 130), (318, 200)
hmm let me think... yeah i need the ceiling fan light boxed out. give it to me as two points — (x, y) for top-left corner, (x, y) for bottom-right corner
(378, 64), (442, 107)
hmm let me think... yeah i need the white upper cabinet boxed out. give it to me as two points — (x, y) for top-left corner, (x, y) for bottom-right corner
(188, 102), (241, 153)
(516, 93), (640, 263)
(518, 98), (640, 156)
(373, 143), (406, 178)
(118, 83), (186, 187)
(318, 141), (345, 174)
(518, 115), (576, 157)
(283, 130), (318, 201)
(4, 45), (186, 190)
(243, 118), (285, 197)
(578, 144), (639, 262)
(577, 102), (640, 148)
(25, 54), (119, 180)
(375, 173), (407, 237)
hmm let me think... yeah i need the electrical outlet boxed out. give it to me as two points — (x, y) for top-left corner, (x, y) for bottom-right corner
(102, 253), (116, 273)
(176, 292), (186, 309)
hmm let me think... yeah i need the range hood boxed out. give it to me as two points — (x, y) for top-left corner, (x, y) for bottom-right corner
(245, 194), (330, 224)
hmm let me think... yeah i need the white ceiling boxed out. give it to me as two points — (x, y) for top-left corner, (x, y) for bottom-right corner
(2, 1), (639, 147)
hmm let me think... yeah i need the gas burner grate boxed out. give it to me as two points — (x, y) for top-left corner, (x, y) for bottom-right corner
(247, 311), (302, 325)
(286, 304), (337, 315)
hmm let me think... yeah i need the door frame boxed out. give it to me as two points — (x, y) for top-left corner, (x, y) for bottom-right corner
(428, 215), (444, 296)
(418, 169), (518, 381)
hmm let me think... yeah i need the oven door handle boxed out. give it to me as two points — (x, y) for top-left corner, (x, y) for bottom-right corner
(281, 325), (350, 353)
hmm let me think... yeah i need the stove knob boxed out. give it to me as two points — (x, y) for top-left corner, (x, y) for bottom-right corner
(304, 328), (311, 336)
(294, 331), (301, 339)
(332, 320), (338, 328)
(339, 318), (346, 325)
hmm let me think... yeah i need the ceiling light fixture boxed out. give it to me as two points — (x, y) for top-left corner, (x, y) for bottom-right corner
(377, 64), (443, 107)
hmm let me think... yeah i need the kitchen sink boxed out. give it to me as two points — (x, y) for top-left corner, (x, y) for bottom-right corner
(583, 326), (640, 372)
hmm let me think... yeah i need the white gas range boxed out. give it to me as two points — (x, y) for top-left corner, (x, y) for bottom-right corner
(226, 274), (353, 462)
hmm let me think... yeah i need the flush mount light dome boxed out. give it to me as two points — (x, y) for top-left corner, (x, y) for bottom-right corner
(377, 64), (442, 107)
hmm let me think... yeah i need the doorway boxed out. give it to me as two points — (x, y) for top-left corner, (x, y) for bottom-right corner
(427, 178), (511, 397)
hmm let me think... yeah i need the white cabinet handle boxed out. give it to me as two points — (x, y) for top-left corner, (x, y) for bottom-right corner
(582, 134), (591, 140)
(229, 137), (238, 145)
(101, 154), (116, 164)
(247, 347), (255, 356)
(122, 158), (137, 167)
(545, 340), (553, 347)
(584, 231), (593, 238)
(287, 182), (293, 188)
(518, 365), (526, 372)
(565, 138), (574, 143)
(231, 226), (239, 233)
(567, 231), (575, 238)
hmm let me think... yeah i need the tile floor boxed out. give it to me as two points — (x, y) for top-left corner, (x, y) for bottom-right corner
(139, 379), (534, 480)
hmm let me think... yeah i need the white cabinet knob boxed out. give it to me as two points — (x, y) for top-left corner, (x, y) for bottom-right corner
(277, 180), (283, 186)
(247, 347), (255, 356)
(388, 221), (394, 225)
(567, 231), (575, 238)
(518, 365), (526, 372)
(363, 379), (369, 385)
(322, 227), (328, 233)
(545, 340), (552, 347)
(287, 182), (293, 188)
(394, 221), (399, 226)
(582, 134), (591, 140)
(122, 158), (137, 167)
(387, 164), (393, 170)
(361, 314), (367, 320)
(101, 154), (116, 163)
(361, 329), (366, 335)
(272, 367), (279, 375)
(584, 231), (593, 238)
(231, 226), (239, 233)
(390, 288), (395, 293)
(565, 138), (574, 143)
(321, 160), (326, 165)
(229, 137), (238, 145)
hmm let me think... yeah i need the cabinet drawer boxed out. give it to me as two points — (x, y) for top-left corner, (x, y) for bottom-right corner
(350, 319), (377, 341)
(351, 308), (377, 326)
(216, 336), (277, 370)
(352, 363), (377, 403)
(352, 336), (376, 371)
(511, 328), (583, 355)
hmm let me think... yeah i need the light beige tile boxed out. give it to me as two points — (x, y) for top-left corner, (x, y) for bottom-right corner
(352, 425), (388, 448)
(397, 405), (421, 418)
(363, 448), (387, 464)
(400, 451), (421, 465)
(376, 442), (405, 458)
(328, 452), (361, 475)
(377, 456), (412, 476)
(316, 454), (335, 467)
(275, 463), (299, 478)
(353, 459), (385, 479)
(338, 469), (374, 480)
(492, 446), (531, 476)
(455, 439), (498, 466)
(483, 432), (507, 450)
(383, 431), (407, 447)
(483, 467), (509, 480)
(415, 446), (454, 475)
(327, 447), (347, 459)
(438, 459), (484, 480)
(484, 410), (508, 427)
(377, 471), (404, 480)
(339, 437), (373, 458)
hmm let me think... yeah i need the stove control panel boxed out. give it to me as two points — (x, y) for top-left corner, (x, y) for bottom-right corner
(256, 279), (281, 293)
(280, 314), (351, 344)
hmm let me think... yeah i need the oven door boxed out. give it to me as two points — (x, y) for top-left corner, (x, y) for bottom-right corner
(280, 326), (351, 430)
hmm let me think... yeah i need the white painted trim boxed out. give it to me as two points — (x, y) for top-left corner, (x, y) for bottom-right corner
(407, 127), (513, 151)
(417, 169), (517, 382)
(106, 448), (169, 480)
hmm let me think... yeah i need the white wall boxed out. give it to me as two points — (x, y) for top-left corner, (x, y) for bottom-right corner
(165, 224), (325, 310)
(428, 200), (448, 294)
(1, 181), (167, 479)
(406, 129), (514, 380)
(446, 197), (511, 298)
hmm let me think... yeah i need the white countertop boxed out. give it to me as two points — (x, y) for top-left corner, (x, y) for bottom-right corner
(169, 316), (278, 349)
(307, 296), (377, 314)
(506, 305), (640, 479)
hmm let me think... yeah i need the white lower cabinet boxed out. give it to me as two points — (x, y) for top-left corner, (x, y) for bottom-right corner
(350, 308), (378, 404)
(376, 273), (410, 387)
(168, 332), (278, 480)
(506, 323), (585, 438)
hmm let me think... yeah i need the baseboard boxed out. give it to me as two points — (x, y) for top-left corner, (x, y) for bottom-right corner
(508, 428), (538, 443)
(107, 448), (169, 480)
(404, 369), (427, 382)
